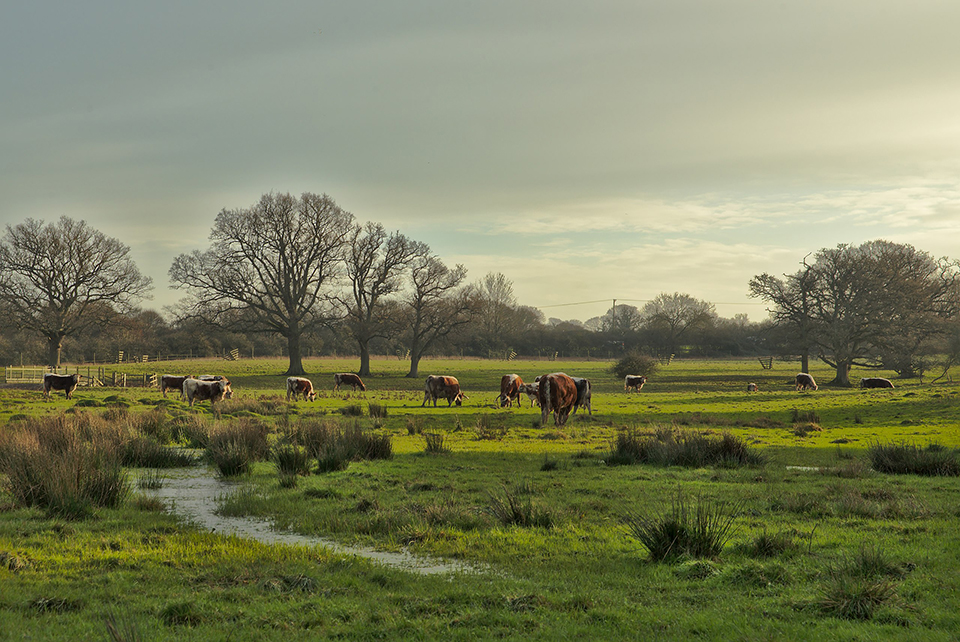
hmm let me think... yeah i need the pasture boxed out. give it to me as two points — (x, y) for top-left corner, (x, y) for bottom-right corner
(1, 357), (959, 640)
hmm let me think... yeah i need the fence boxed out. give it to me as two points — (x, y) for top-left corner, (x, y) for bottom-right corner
(4, 366), (156, 388)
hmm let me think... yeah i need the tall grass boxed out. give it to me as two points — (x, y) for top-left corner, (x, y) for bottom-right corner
(623, 490), (740, 561)
(207, 419), (270, 477)
(296, 419), (392, 473)
(0, 414), (129, 518)
(607, 428), (763, 468)
(868, 442), (960, 476)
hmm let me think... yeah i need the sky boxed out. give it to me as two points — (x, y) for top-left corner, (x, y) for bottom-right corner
(4, 1), (960, 324)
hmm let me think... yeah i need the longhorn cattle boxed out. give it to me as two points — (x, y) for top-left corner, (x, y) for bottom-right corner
(859, 377), (894, 389)
(624, 375), (647, 393)
(161, 375), (192, 398)
(539, 372), (578, 426)
(286, 376), (317, 401)
(42, 373), (80, 399)
(183, 378), (232, 407)
(795, 373), (818, 391)
(747, 383), (759, 392)
(422, 375), (465, 407)
(571, 377), (592, 415)
(334, 373), (366, 391)
(520, 383), (541, 406)
(497, 374), (524, 408)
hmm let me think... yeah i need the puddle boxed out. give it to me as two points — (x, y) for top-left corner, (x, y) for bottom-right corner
(785, 465), (821, 472)
(139, 467), (479, 576)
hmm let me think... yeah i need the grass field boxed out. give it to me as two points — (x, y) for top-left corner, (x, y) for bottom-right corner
(1, 357), (959, 640)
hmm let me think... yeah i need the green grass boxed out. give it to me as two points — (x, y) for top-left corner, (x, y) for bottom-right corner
(2, 357), (960, 639)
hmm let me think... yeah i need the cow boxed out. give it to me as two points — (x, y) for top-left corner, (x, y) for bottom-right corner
(747, 383), (759, 392)
(520, 383), (541, 407)
(497, 374), (524, 408)
(334, 373), (366, 392)
(421, 375), (465, 407)
(538, 372), (578, 427)
(197, 374), (226, 381)
(795, 373), (818, 391)
(859, 377), (894, 389)
(42, 373), (80, 399)
(625, 375), (647, 393)
(286, 376), (317, 401)
(160, 374), (193, 399)
(183, 378), (232, 407)
(571, 377), (592, 415)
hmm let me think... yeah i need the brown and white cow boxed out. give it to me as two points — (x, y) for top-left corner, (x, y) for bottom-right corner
(42, 373), (80, 399)
(497, 374), (524, 408)
(520, 383), (541, 406)
(422, 375), (465, 407)
(624, 375), (647, 393)
(571, 377), (592, 415)
(859, 377), (894, 389)
(183, 378), (232, 407)
(795, 373), (818, 391)
(334, 373), (366, 391)
(286, 376), (317, 401)
(161, 374), (193, 399)
(538, 372), (578, 427)
(747, 382), (759, 392)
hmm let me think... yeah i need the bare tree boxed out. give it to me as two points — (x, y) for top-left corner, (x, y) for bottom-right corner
(640, 292), (716, 357)
(750, 240), (960, 386)
(341, 223), (421, 376)
(401, 251), (474, 378)
(169, 192), (353, 376)
(749, 260), (817, 372)
(0, 217), (152, 366)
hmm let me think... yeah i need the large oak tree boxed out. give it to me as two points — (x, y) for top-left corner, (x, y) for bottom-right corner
(0, 217), (152, 366)
(169, 192), (353, 376)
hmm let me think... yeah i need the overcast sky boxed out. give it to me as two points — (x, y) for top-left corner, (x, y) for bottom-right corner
(4, 1), (960, 323)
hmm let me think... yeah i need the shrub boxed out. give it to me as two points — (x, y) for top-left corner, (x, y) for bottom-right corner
(486, 487), (554, 528)
(868, 441), (960, 476)
(623, 490), (740, 561)
(611, 353), (659, 381)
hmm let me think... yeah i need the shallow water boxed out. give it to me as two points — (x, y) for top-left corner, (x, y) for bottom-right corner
(139, 467), (479, 576)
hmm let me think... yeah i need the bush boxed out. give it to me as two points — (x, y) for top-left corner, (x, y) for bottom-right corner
(623, 490), (740, 561)
(868, 441), (960, 476)
(611, 353), (659, 381)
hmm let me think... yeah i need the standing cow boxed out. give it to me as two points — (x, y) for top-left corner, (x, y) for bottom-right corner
(539, 372), (578, 427)
(422, 375), (465, 407)
(795, 373), (818, 391)
(859, 377), (894, 389)
(571, 377), (592, 415)
(334, 373), (366, 391)
(161, 375), (193, 399)
(42, 373), (81, 399)
(286, 376), (317, 401)
(520, 383), (541, 407)
(497, 374), (524, 408)
(183, 378), (232, 407)
(747, 383), (759, 392)
(625, 375), (647, 393)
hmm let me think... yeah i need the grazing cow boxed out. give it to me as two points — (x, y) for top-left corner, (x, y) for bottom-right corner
(42, 373), (80, 399)
(795, 373), (818, 391)
(520, 383), (541, 406)
(497, 374), (524, 408)
(747, 383), (759, 392)
(161, 375), (193, 399)
(286, 376), (317, 401)
(571, 377), (592, 415)
(624, 375), (647, 393)
(183, 378), (232, 407)
(859, 377), (894, 389)
(334, 373), (366, 391)
(538, 372), (578, 427)
(421, 375), (465, 407)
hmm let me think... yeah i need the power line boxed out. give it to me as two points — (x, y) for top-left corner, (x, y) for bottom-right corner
(535, 298), (766, 309)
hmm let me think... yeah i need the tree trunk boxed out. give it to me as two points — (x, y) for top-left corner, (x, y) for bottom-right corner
(828, 359), (852, 387)
(358, 341), (371, 377)
(47, 335), (63, 368)
(800, 352), (809, 374)
(284, 330), (305, 376)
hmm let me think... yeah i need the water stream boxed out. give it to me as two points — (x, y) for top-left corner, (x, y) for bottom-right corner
(139, 467), (480, 576)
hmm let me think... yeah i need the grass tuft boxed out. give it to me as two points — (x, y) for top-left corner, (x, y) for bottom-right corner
(623, 490), (740, 561)
(868, 441), (960, 476)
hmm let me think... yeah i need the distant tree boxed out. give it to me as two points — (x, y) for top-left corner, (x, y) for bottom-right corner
(169, 192), (353, 376)
(640, 292), (716, 358)
(0, 217), (153, 366)
(749, 260), (818, 372)
(750, 241), (960, 386)
(400, 251), (475, 378)
(341, 223), (422, 376)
